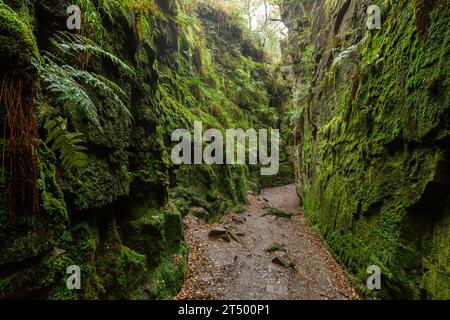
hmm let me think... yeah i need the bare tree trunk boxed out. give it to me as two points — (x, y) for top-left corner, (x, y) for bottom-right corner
(246, 0), (253, 30)
(263, 0), (269, 24)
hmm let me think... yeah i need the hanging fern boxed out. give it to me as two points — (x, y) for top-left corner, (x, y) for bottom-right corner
(44, 117), (88, 171)
(36, 56), (101, 127)
(32, 32), (135, 172)
(60, 62), (132, 119)
(34, 56), (133, 127)
(50, 32), (134, 76)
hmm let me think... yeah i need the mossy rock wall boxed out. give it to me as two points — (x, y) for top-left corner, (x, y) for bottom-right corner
(0, 0), (289, 299)
(282, 0), (449, 299)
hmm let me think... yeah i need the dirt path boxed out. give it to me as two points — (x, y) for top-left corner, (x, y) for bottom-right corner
(176, 184), (357, 300)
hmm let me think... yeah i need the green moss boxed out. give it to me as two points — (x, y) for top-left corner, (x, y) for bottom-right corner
(95, 219), (148, 299)
(0, 1), (39, 66)
(67, 156), (131, 210)
(293, 1), (449, 299)
(144, 242), (187, 299)
(171, 164), (252, 222)
(39, 144), (69, 220)
(0, 0), (289, 300)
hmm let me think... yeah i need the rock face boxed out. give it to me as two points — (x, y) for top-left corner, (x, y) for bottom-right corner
(282, 0), (449, 299)
(0, 0), (288, 299)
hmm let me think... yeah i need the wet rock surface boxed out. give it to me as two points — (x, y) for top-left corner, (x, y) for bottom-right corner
(176, 184), (357, 300)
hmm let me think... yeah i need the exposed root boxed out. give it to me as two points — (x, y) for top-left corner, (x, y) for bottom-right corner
(1, 72), (39, 221)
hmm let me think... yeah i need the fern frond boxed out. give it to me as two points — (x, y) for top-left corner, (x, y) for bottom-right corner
(61, 64), (132, 119)
(36, 53), (133, 127)
(51, 32), (134, 75)
(44, 116), (88, 172)
(37, 57), (101, 127)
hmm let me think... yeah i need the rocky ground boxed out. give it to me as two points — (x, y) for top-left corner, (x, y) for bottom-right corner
(176, 184), (358, 300)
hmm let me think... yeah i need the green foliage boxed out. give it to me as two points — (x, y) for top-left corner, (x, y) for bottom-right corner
(35, 33), (133, 128)
(51, 33), (134, 76)
(37, 56), (100, 126)
(76, 0), (106, 41)
(285, 107), (304, 126)
(44, 117), (88, 172)
(0, 1), (40, 65)
(289, 0), (450, 299)
(0, 0), (290, 301)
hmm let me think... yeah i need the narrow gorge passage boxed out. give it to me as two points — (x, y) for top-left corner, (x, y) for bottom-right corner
(177, 185), (356, 300)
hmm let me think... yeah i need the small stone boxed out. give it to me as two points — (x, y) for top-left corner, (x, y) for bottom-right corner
(263, 208), (293, 219)
(50, 247), (66, 257)
(266, 242), (287, 253)
(338, 289), (349, 297)
(199, 274), (213, 283)
(232, 215), (246, 224)
(209, 228), (228, 237)
(272, 254), (295, 269)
